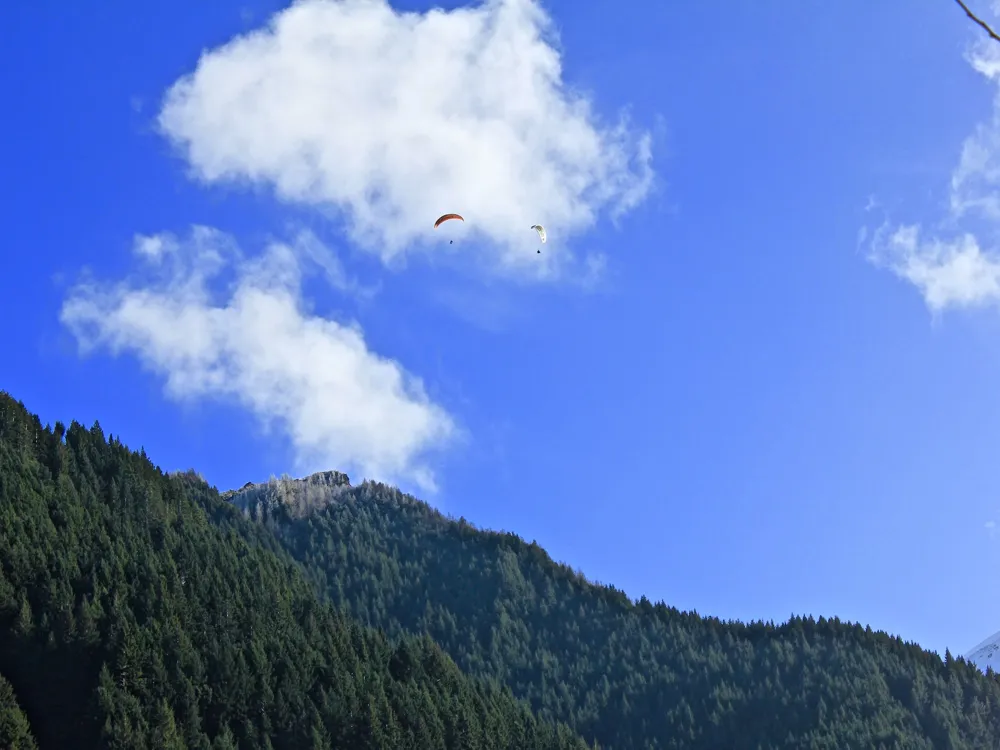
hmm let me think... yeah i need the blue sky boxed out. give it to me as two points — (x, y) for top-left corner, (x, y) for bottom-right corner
(5, 0), (1000, 659)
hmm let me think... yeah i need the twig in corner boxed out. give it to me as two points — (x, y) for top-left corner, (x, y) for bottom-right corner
(954, 0), (1000, 43)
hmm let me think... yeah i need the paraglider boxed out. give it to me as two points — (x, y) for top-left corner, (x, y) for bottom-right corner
(531, 224), (546, 253)
(435, 213), (464, 244)
(430, 215), (547, 254)
(434, 214), (464, 229)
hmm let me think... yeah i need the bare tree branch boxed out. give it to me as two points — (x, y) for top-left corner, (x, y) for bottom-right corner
(954, 0), (1000, 43)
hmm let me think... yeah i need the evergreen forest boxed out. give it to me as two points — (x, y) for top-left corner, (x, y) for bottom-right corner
(4, 392), (1000, 748)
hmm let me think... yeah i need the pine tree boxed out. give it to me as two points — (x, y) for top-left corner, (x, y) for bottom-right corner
(152, 699), (186, 750)
(212, 724), (237, 750)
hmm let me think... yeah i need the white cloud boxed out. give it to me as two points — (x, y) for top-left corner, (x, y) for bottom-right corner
(866, 26), (1000, 311)
(868, 224), (1000, 311)
(987, 520), (997, 538)
(156, 0), (653, 275)
(60, 226), (456, 492)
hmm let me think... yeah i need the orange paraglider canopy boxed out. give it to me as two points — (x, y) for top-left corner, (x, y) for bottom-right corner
(434, 213), (464, 229)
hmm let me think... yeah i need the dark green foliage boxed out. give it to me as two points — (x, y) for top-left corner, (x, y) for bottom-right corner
(0, 671), (37, 749)
(0, 393), (593, 750)
(230, 475), (1000, 749)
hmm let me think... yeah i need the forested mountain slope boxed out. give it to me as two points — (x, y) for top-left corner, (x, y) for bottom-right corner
(0, 393), (595, 750)
(229, 473), (1000, 750)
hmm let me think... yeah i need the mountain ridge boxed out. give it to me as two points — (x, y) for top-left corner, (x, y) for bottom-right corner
(222, 469), (1000, 749)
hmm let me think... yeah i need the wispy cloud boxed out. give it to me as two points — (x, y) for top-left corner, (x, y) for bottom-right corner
(156, 0), (653, 277)
(865, 22), (1000, 311)
(60, 227), (456, 492)
(987, 519), (997, 538)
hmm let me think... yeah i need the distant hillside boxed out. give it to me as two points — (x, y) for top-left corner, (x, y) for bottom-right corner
(0, 393), (595, 750)
(228, 472), (1000, 750)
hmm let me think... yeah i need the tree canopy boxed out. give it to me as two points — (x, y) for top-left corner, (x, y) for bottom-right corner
(6, 389), (1000, 748)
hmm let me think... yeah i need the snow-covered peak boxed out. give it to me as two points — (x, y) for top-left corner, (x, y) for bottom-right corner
(965, 630), (1000, 673)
